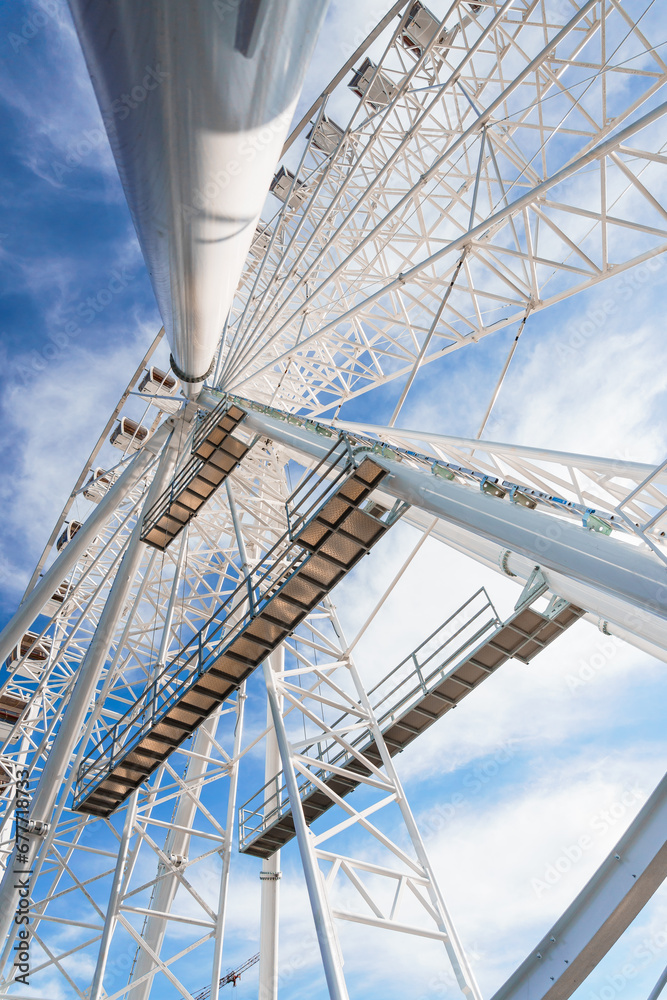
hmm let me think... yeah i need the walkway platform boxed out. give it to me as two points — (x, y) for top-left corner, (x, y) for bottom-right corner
(140, 401), (249, 550)
(239, 594), (585, 858)
(73, 447), (407, 817)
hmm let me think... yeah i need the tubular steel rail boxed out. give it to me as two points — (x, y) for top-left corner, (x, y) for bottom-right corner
(140, 400), (249, 550)
(224, 392), (623, 536)
(73, 443), (407, 816)
(239, 591), (584, 858)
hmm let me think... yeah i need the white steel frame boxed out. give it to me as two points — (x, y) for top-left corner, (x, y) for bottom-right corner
(2, 2), (667, 999)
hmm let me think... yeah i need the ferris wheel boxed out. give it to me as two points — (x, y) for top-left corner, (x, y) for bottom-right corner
(1, 2), (667, 999)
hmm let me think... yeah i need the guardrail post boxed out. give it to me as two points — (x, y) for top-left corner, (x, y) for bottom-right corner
(413, 652), (428, 695)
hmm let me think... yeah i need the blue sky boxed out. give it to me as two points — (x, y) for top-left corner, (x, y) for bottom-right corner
(1, 2), (667, 999)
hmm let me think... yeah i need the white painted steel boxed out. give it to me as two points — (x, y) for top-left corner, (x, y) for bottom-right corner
(648, 963), (667, 1000)
(0, 419), (172, 667)
(405, 508), (667, 664)
(5, 2), (667, 996)
(67, 0), (328, 387)
(255, 599), (484, 1000)
(375, 459), (667, 630)
(259, 649), (283, 1000)
(330, 421), (663, 483)
(490, 772), (667, 1000)
(220, 1), (667, 411)
(198, 399), (667, 653)
(210, 687), (246, 1000)
(90, 792), (140, 1000)
(262, 655), (349, 1000)
(0, 420), (180, 950)
(128, 713), (228, 1000)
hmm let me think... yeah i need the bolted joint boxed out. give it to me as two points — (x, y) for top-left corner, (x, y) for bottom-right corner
(498, 549), (516, 578)
(25, 820), (50, 837)
(169, 352), (215, 384)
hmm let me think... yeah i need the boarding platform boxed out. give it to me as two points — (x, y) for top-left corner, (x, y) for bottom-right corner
(140, 401), (249, 550)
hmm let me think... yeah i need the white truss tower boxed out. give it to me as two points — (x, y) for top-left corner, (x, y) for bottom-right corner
(1, 2), (667, 999)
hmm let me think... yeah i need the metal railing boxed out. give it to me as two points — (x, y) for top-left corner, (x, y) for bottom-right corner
(74, 529), (310, 805)
(140, 450), (208, 538)
(141, 399), (245, 539)
(285, 435), (353, 540)
(74, 444), (402, 808)
(191, 394), (235, 454)
(238, 587), (500, 850)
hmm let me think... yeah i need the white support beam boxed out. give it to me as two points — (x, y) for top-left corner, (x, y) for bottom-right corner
(0, 418), (174, 667)
(200, 398), (667, 653)
(329, 420), (662, 483)
(490, 772), (667, 1000)
(128, 713), (227, 1000)
(0, 420), (180, 953)
(404, 508), (667, 665)
(259, 649), (283, 1000)
(210, 688), (246, 1000)
(262, 655), (349, 1000)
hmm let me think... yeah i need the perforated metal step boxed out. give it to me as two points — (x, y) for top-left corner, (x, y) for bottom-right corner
(140, 402), (249, 550)
(73, 455), (406, 817)
(239, 597), (585, 858)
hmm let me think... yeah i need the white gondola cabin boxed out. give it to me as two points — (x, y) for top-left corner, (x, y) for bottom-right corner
(349, 57), (398, 109)
(308, 116), (345, 154)
(400, 2), (457, 57)
(0, 694), (28, 742)
(270, 166), (308, 209)
(44, 581), (71, 617)
(249, 225), (271, 259)
(110, 417), (149, 453)
(7, 632), (51, 678)
(83, 467), (117, 503)
(138, 366), (180, 413)
(57, 520), (82, 552)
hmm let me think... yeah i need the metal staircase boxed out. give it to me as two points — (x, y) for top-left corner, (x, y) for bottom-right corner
(73, 442), (408, 817)
(140, 400), (249, 550)
(239, 590), (585, 858)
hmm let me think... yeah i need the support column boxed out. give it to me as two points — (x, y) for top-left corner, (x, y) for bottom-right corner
(0, 420), (180, 948)
(0, 418), (174, 666)
(210, 685), (246, 1000)
(127, 712), (224, 1000)
(327, 600), (483, 1000)
(262, 657), (348, 1000)
(90, 792), (139, 1000)
(259, 648), (283, 1000)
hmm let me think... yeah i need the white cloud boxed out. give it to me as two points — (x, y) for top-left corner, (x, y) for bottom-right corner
(2, 2), (666, 998)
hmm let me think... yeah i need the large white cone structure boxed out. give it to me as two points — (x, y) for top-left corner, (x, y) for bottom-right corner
(68, 0), (328, 389)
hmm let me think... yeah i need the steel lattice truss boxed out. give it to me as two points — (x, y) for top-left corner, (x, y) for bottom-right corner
(331, 415), (667, 541)
(220, 0), (667, 414)
(0, 437), (352, 997)
(1, 2), (667, 999)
